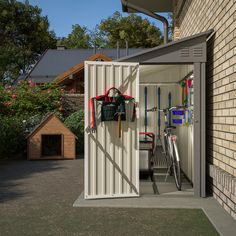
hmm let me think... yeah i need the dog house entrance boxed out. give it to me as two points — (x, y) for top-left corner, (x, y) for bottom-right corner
(41, 134), (62, 157)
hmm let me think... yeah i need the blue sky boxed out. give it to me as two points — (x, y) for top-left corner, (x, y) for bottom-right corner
(24, 0), (169, 37)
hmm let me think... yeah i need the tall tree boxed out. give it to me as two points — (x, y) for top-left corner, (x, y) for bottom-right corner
(98, 11), (163, 48)
(58, 24), (91, 49)
(89, 25), (107, 49)
(0, 0), (56, 82)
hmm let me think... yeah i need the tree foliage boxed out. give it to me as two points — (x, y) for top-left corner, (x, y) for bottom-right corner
(58, 24), (91, 49)
(98, 11), (163, 48)
(0, 0), (57, 82)
(58, 11), (163, 49)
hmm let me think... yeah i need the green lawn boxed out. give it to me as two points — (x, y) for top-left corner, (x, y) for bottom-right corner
(0, 206), (219, 236)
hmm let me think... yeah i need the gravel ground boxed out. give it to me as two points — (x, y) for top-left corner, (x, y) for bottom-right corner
(0, 159), (219, 236)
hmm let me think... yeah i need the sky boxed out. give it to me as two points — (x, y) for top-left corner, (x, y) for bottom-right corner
(23, 0), (169, 37)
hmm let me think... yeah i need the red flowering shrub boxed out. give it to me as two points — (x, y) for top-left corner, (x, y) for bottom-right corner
(0, 81), (65, 158)
(0, 81), (64, 117)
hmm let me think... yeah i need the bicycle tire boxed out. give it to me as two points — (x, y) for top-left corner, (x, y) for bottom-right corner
(164, 134), (173, 176)
(171, 141), (182, 190)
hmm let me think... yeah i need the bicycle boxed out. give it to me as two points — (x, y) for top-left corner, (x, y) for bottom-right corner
(147, 105), (186, 190)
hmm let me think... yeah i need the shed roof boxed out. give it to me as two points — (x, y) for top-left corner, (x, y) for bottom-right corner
(117, 30), (214, 64)
(27, 113), (77, 139)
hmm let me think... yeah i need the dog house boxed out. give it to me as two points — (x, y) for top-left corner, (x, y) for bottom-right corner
(84, 30), (213, 199)
(27, 113), (77, 160)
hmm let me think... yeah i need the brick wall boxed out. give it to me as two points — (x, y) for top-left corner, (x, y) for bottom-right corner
(62, 94), (84, 113)
(173, 0), (236, 219)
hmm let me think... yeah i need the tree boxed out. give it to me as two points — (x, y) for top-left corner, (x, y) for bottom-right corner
(98, 11), (163, 48)
(58, 24), (91, 49)
(0, 0), (57, 83)
(168, 13), (174, 40)
(89, 25), (107, 49)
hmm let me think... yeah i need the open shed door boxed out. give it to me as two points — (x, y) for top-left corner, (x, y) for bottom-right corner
(84, 61), (139, 199)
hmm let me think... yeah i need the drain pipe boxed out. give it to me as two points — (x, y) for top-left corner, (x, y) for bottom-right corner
(121, 0), (169, 44)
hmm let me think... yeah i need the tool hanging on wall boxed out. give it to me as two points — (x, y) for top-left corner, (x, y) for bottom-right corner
(144, 86), (148, 134)
(168, 92), (172, 126)
(140, 86), (155, 155)
(185, 79), (189, 125)
(180, 81), (186, 105)
(156, 87), (162, 146)
(179, 77), (194, 126)
(187, 79), (193, 125)
(90, 87), (136, 138)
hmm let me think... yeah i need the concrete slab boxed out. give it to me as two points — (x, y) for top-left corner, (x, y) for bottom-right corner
(73, 193), (236, 236)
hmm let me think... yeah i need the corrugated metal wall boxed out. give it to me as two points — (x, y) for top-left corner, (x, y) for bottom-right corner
(84, 61), (139, 199)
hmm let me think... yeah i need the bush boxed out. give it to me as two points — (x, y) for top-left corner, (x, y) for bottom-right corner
(0, 81), (64, 117)
(64, 110), (84, 154)
(0, 116), (26, 158)
(0, 81), (65, 159)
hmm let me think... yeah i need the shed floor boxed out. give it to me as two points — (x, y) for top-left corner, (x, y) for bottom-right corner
(140, 145), (193, 196)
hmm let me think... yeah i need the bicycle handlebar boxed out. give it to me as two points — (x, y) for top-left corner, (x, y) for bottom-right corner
(146, 105), (187, 113)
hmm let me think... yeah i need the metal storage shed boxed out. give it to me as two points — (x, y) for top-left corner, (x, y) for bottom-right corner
(84, 30), (213, 199)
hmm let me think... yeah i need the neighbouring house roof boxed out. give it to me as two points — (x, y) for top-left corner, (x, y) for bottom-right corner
(26, 113), (77, 139)
(55, 53), (112, 84)
(27, 48), (144, 83)
(121, 0), (173, 13)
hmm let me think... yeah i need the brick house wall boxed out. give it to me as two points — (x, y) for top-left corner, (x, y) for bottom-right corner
(173, 0), (236, 219)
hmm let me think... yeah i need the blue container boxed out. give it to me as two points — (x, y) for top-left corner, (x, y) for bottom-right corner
(172, 110), (185, 116)
(172, 119), (182, 124)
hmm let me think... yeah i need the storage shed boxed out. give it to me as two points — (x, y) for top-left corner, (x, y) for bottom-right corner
(27, 113), (77, 160)
(84, 30), (213, 200)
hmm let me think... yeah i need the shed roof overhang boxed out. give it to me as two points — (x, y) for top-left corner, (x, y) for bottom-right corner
(117, 30), (214, 64)
(121, 0), (173, 13)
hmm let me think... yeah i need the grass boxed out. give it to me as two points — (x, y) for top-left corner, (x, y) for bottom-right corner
(0, 206), (219, 236)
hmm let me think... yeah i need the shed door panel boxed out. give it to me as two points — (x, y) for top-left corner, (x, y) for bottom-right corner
(84, 61), (139, 199)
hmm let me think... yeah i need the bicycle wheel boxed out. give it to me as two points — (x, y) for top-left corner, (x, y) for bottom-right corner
(171, 140), (182, 190)
(163, 134), (173, 176)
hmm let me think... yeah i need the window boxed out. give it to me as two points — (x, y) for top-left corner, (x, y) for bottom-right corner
(41, 135), (62, 157)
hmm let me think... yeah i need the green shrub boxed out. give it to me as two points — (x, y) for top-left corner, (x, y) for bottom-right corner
(0, 116), (26, 158)
(64, 110), (84, 154)
(0, 81), (65, 159)
(0, 81), (64, 117)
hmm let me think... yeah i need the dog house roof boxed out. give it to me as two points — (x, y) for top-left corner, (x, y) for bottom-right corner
(26, 113), (77, 139)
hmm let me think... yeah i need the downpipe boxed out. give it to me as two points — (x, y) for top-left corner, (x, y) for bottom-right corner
(121, 0), (169, 44)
